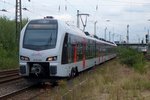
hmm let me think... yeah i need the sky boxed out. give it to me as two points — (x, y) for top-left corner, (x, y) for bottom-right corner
(0, 0), (150, 43)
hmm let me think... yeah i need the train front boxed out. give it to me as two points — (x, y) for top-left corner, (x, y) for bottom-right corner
(19, 18), (60, 82)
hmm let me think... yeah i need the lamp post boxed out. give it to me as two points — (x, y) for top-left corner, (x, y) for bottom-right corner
(127, 24), (129, 43)
(109, 31), (111, 41)
(112, 33), (115, 42)
(104, 19), (110, 40)
(147, 19), (150, 44)
(104, 27), (107, 40)
(94, 21), (98, 36)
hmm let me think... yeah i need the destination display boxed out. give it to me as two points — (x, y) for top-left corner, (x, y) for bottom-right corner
(27, 24), (57, 29)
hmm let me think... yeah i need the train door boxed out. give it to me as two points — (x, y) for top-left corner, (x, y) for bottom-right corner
(82, 38), (86, 68)
(99, 45), (100, 63)
(73, 43), (77, 63)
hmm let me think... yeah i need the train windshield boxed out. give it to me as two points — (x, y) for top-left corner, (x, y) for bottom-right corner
(23, 20), (58, 50)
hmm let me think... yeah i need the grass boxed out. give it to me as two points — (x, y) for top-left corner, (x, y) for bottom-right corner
(36, 59), (150, 100)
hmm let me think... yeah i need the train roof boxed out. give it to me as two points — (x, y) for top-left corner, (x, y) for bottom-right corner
(28, 17), (117, 46)
(63, 21), (117, 46)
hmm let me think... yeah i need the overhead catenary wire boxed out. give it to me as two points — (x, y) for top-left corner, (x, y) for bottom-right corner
(0, 0), (150, 15)
(0, 0), (15, 7)
(0, 0), (149, 43)
(107, 0), (150, 5)
(0, 0), (149, 21)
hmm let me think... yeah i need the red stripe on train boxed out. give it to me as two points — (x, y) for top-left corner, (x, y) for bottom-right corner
(74, 44), (77, 63)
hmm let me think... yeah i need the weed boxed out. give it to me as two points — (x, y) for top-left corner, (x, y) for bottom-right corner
(117, 47), (146, 73)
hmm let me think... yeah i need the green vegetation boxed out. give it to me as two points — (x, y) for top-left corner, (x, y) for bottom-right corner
(117, 46), (146, 73)
(36, 59), (150, 100)
(0, 16), (27, 70)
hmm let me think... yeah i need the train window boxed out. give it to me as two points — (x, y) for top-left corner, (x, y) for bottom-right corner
(62, 33), (68, 64)
(68, 36), (72, 63)
(23, 20), (58, 50)
(78, 43), (83, 61)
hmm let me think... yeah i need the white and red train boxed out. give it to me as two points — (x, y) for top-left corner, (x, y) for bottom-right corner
(19, 17), (117, 83)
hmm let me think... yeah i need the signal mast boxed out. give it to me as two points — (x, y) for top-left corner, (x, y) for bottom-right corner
(15, 0), (30, 41)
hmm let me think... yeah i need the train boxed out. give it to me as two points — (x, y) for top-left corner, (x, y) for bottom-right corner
(19, 16), (117, 83)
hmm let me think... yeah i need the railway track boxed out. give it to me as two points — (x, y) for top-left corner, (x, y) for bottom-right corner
(0, 69), (34, 99)
(0, 69), (22, 84)
(0, 65), (101, 99)
(0, 85), (32, 99)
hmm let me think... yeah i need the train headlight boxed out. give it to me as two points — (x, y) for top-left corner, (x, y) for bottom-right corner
(46, 56), (57, 61)
(20, 56), (30, 61)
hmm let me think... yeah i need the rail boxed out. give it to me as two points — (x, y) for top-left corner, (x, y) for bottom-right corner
(0, 69), (22, 84)
(0, 85), (32, 99)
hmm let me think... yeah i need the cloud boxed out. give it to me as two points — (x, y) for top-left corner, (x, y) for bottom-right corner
(54, 14), (73, 21)
(1, 0), (150, 42)
(124, 4), (150, 13)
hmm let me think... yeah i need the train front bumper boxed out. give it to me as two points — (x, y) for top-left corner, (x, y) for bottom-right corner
(19, 62), (70, 78)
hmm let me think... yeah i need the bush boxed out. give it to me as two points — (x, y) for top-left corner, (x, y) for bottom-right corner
(0, 49), (18, 70)
(117, 47), (146, 73)
(0, 16), (27, 70)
